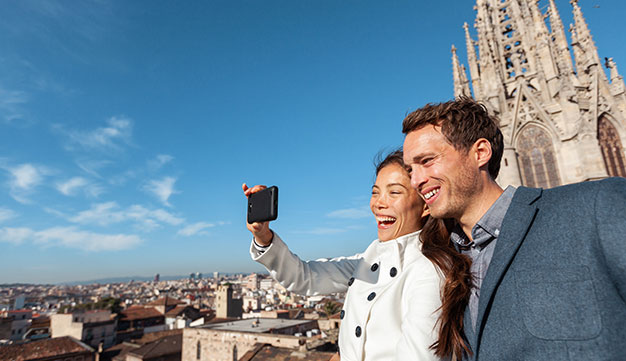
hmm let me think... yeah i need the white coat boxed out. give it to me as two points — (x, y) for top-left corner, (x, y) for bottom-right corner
(250, 230), (444, 361)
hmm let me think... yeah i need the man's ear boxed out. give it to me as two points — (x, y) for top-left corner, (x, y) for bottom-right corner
(474, 138), (493, 169)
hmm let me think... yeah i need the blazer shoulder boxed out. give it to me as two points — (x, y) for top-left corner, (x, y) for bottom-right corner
(543, 177), (626, 196)
(522, 178), (626, 208)
(511, 186), (542, 205)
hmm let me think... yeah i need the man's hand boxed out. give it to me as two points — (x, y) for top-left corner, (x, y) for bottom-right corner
(242, 183), (274, 246)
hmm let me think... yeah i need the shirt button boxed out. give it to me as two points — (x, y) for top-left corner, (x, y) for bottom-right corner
(367, 292), (376, 301)
(340, 310), (345, 319)
(389, 267), (397, 277)
(348, 277), (355, 286)
(370, 263), (379, 272)
(355, 326), (362, 337)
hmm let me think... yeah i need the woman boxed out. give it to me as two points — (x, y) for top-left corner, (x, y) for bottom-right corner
(243, 150), (471, 360)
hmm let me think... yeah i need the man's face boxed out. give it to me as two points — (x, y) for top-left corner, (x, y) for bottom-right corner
(402, 124), (480, 220)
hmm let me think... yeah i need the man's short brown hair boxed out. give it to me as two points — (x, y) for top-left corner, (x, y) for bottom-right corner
(402, 96), (504, 179)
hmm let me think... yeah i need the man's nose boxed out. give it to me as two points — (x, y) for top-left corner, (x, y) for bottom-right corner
(410, 168), (427, 190)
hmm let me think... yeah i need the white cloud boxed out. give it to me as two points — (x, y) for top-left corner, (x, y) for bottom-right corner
(4, 163), (50, 203)
(57, 176), (88, 195)
(326, 206), (371, 219)
(0, 226), (141, 251)
(0, 227), (33, 245)
(148, 154), (174, 170)
(61, 116), (133, 152)
(34, 226), (142, 251)
(125, 205), (184, 231)
(0, 208), (17, 223)
(143, 207), (184, 226)
(177, 222), (215, 237)
(0, 86), (28, 124)
(56, 177), (104, 198)
(69, 202), (124, 226)
(69, 202), (184, 231)
(9, 163), (43, 190)
(143, 176), (178, 206)
(75, 159), (113, 178)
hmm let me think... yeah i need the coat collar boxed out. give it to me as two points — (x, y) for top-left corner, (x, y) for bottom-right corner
(469, 186), (542, 355)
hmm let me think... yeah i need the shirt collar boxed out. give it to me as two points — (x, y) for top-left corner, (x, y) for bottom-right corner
(451, 185), (517, 247)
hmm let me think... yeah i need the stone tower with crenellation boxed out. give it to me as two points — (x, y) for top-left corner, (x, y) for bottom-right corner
(452, 0), (626, 188)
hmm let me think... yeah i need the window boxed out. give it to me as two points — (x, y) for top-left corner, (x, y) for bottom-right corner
(233, 345), (238, 361)
(196, 341), (201, 360)
(517, 126), (561, 188)
(598, 115), (626, 177)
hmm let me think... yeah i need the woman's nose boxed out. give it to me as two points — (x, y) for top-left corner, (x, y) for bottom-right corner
(374, 195), (388, 209)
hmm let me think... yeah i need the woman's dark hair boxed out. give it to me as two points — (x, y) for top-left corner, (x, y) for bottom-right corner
(375, 150), (473, 359)
(373, 148), (405, 179)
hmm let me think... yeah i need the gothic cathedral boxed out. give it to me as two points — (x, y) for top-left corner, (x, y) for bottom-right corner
(452, 0), (626, 188)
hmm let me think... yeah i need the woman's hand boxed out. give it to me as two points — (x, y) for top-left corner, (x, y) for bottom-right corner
(242, 183), (274, 246)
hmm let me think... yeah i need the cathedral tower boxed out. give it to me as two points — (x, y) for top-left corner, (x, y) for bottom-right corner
(452, 0), (626, 187)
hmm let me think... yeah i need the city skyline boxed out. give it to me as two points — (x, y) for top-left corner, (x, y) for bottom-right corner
(1, 0), (625, 284)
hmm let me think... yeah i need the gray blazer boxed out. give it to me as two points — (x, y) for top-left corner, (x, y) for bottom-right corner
(465, 177), (626, 361)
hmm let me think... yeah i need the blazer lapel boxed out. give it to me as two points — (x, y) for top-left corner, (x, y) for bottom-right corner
(463, 304), (475, 359)
(471, 187), (542, 354)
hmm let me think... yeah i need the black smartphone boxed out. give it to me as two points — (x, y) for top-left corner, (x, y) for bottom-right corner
(247, 186), (278, 223)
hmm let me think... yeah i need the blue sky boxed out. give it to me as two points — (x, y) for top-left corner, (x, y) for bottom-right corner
(1, 0), (624, 284)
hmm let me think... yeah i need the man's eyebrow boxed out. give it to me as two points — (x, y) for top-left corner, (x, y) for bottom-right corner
(411, 152), (438, 163)
(411, 154), (425, 162)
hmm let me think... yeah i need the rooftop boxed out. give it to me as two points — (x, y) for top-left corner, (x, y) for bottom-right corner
(120, 307), (163, 321)
(199, 318), (315, 334)
(146, 296), (184, 307)
(0, 336), (93, 360)
(128, 334), (182, 358)
(239, 343), (338, 361)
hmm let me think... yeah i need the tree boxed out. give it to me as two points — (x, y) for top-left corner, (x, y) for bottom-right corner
(322, 301), (341, 318)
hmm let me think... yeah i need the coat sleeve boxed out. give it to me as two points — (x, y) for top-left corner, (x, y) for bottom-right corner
(250, 232), (362, 296)
(394, 258), (443, 361)
(595, 177), (626, 301)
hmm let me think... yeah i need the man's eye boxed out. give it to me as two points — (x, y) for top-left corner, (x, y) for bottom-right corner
(422, 158), (434, 165)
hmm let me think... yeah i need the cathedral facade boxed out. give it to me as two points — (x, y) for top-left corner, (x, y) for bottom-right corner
(452, 0), (626, 188)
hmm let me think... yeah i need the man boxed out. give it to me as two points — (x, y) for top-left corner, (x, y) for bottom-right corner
(402, 96), (626, 360)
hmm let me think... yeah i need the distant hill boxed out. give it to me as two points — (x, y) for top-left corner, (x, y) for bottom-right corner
(60, 272), (249, 285)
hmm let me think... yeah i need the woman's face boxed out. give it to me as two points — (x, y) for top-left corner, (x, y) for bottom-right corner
(370, 163), (426, 242)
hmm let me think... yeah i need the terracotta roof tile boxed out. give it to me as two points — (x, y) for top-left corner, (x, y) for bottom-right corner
(239, 343), (336, 361)
(146, 296), (184, 307)
(128, 334), (182, 358)
(120, 307), (163, 321)
(0, 336), (93, 361)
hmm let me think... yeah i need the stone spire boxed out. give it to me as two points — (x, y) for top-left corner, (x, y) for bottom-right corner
(569, 23), (585, 74)
(475, 1), (502, 96)
(529, 0), (549, 39)
(548, 0), (575, 75)
(464, 22), (481, 98)
(606, 57), (626, 95)
(452, 45), (471, 97)
(570, 0), (601, 69)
